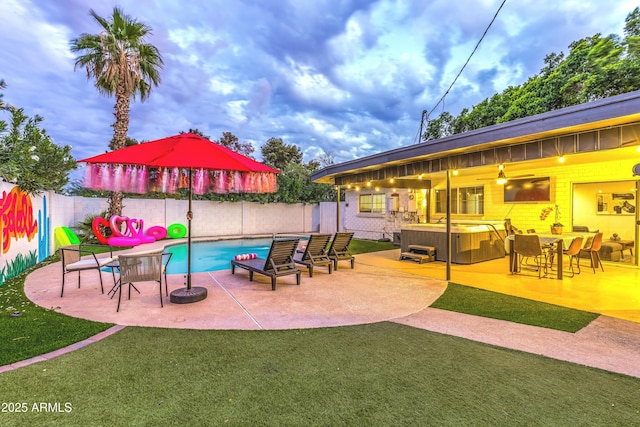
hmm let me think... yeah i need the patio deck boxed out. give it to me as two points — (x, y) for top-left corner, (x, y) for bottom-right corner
(21, 247), (640, 378)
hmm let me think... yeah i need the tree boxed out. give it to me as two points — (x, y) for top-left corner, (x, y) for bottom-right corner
(0, 105), (77, 194)
(261, 137), (303, 171)
(219, 131), (255, 158)
(71, 7), (163, 217)
(423, 8), (640, 141)
(0, 79), (6, 110)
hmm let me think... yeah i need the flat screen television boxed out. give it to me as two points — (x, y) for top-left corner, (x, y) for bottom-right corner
(503, 177), (551, 202)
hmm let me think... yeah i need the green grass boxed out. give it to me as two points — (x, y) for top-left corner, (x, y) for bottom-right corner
(1, 323), (639, 426)
(348, 238), (397, 254)
(431, 283), (600, 332)
(0, 252), (113, 366)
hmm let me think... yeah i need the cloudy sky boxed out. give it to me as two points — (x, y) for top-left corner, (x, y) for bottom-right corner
(0, 0), (636, 175)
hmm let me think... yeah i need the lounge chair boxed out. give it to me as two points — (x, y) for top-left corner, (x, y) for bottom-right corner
(327, 232), (355, 270)
(294, 234), (333, 277)
(231, 238), (301, 290)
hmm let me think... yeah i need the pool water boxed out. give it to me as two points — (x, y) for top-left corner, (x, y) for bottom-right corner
(164, 238), (278, 274)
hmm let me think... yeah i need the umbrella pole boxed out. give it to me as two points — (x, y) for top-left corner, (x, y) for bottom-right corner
(169, 168), (208, 304)
(187, 168), (193, 290)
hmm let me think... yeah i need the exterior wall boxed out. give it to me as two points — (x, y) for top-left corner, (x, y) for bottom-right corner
(337, 156), (639, 244)
(343, 189), (420, 240)
(0, 179), (321, 286)
(429, 156), (638, 240)
(1, 182), (51, 285)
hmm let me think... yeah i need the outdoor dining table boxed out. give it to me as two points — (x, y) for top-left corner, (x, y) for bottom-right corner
(507, 232), (591, 280)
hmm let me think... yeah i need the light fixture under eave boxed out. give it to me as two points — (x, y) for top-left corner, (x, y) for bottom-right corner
(558, 156), (566, 163)
(496, 169), (508, 185)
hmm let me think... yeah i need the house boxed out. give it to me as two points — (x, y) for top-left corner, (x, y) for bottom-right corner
(312, 90), (640, 269)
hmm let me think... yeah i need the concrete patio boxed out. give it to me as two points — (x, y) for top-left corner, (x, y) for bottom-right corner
(19, 246), (640, 378)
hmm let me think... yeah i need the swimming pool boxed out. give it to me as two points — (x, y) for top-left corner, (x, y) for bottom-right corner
(164, 238), (291, 274)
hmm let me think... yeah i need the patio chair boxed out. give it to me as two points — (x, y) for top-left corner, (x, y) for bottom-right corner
(60, 244), (114, 297)
(112, 253), (164, 312)
(327, 232), (355, 270)
(512, 234), (548, 278)
(549, 236), (584, 277)
(293, 234), (333, 277)
(231, 238), (301, 290)
(579, 232), (604, 273)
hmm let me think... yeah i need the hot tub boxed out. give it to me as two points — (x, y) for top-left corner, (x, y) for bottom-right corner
(400, 221), (507, 264)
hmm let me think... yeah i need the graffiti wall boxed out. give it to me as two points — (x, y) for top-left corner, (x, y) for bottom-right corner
(0, 181), (50, 286)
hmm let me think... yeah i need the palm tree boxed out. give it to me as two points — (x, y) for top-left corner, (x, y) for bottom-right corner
(70, 7), (163, 216)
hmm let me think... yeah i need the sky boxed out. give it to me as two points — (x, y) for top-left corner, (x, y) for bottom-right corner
(0, 0), (637, 179)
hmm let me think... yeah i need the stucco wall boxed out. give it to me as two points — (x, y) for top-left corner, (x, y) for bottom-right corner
(0, 180), (321, 285)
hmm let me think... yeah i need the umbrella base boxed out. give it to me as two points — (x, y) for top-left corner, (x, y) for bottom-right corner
(170, 287), (208, 304)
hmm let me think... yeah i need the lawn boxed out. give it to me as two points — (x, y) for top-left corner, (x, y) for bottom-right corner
(1, 239), (638, 426)
(1, 324), (639, 426)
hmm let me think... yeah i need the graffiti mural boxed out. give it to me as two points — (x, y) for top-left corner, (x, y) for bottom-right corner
(0, 186), (42, 286)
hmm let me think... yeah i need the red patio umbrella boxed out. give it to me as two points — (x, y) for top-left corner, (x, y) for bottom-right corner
(78, 133), (280, 304)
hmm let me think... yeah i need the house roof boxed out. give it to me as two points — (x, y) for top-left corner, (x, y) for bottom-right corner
(312, 90), (640, 186)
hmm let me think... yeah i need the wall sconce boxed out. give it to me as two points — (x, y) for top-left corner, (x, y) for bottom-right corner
(452, 169), (459, 176)
(496, 165), (507, 185)
(558, 156), (565, 163)
(366, 181), (372, 187)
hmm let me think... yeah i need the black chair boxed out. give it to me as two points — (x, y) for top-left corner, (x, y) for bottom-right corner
(60, 244), (114, 297)
(293, 234), (333, 277)
(231, 239), (301, 290)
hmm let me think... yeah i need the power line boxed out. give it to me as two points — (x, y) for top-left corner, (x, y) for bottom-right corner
(416, 0), (507, 143)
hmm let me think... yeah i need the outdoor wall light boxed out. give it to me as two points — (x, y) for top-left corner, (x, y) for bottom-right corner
(366, 181), (372, 187)
(558, 156), (566, 163)
(496, 168), (508, 185)
(375, 186), (380, 192)
(452, 169), (459, 175)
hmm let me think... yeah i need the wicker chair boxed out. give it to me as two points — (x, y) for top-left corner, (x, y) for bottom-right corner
(112, 253), (164, 312)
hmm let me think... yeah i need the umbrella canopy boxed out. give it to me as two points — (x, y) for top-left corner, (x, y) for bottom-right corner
(80, 132), (278, 172)
(77, 132), (280, 304)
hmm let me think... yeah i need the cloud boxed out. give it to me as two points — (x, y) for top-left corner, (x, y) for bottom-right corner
(0, 0), (636, 175)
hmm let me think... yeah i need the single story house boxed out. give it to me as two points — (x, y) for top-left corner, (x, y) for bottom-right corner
(312, 90), (640, 270)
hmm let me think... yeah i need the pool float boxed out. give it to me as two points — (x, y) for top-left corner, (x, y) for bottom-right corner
(128, 218), (156, 244)
(145, 226), (168, 240)
(108, 236), (142, 247)
(92, 217), (111, 245)
(167, 223), (187, 238)
(54, 226), (80, 248)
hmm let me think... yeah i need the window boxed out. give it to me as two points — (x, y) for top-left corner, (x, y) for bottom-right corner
(435, 186), (484, 215)
(359, 193), (386, 214)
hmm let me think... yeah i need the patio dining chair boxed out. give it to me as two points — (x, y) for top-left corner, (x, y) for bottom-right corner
(293, 234), (333, 277)
(513, 234), (548, 279)
(549, 236), (584, 277)
(579, 232), (604, 273)
(112, 253), (164, 312)
(60, 244), (114, 297)
(327, 232), (355, 270)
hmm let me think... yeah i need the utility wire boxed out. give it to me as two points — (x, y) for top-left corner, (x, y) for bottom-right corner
(416, 0), (507, 143)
